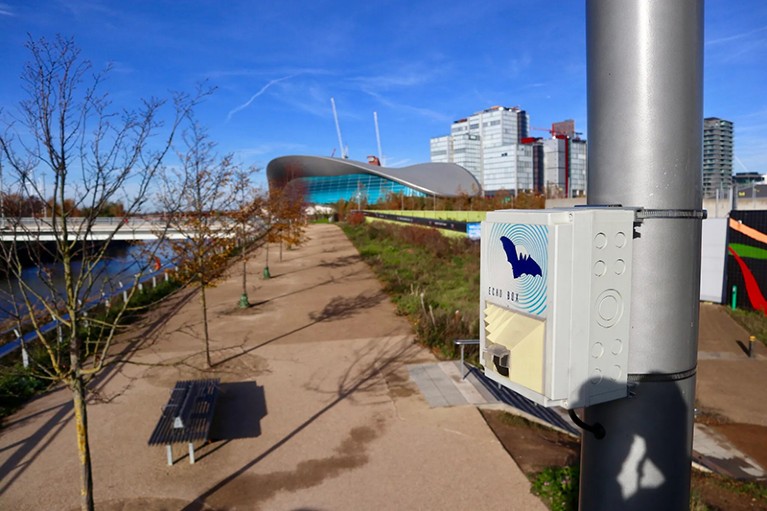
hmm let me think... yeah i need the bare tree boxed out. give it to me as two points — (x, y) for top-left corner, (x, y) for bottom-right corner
(229, 169), (270, 308)
(160, 119), (236, 367)
(0, 35), (202, 511)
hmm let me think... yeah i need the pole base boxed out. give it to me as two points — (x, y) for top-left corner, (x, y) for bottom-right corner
(263, 266), (271, 279)
(238, 293), (250, 308)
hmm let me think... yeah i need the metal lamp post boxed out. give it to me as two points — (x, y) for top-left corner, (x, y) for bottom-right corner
(581, 1), (704, 509)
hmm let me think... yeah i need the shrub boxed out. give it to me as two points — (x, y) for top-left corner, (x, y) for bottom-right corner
(0, 366), (48, 419)
(347, 211), (366, 225)
(532, 466), (579, 511)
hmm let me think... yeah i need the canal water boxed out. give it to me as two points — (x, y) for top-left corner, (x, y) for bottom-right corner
(0, 241), (175, 322)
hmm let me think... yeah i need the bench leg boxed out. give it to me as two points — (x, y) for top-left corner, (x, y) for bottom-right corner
(166, 445), (173, 466)
(189, 442), (195, 464)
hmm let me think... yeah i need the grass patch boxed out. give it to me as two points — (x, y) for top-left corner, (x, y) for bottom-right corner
(531, 466), (579, 511)
(528, 464), (766, 511)
(496, 410), (550, 431)
(726, 307), (767, 348)
(709, 474), (767, 502)
(342, 222), (480, 358)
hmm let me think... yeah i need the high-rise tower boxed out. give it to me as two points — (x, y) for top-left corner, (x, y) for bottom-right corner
(703, 117), (733, 198)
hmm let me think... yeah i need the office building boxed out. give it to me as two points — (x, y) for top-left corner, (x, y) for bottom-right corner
(540, 136), (588, 198)
(431, 108), (586, 197)
(430, 106), (533, 194)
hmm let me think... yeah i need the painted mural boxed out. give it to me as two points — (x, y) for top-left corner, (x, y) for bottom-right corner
(727, 210), (767, 313)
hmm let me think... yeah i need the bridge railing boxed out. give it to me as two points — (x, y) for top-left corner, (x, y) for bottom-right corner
(0, 262), (178, 362)
(0, 217), (238, 241)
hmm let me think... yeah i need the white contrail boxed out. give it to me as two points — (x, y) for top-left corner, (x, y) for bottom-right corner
(706, 25), (767, 46)
(734, 154), (750, 172)
(226, 74), (297, 121)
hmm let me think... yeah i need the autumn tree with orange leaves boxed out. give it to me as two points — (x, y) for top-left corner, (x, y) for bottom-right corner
(159, 119), (236, 368)
(229, 168), (269, 307)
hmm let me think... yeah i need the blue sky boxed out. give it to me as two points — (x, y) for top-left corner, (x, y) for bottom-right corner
(1, 1), (765, 188)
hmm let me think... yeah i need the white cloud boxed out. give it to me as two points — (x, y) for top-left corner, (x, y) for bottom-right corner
(55, 0), (119, 19)
(204, 66), (331, 81)
(363, 90), (452, 123)
(0, 3), (15, 16)
(234, 142), (307, 160)
(707, 25), (767, 46)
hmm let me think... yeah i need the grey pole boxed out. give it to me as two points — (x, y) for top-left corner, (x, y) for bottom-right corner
(582, 1), (703, 509)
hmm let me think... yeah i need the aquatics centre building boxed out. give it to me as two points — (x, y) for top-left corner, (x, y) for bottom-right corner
(266, 155), (481, 205)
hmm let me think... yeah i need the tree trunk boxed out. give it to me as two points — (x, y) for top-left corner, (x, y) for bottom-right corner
(71, 376), (94, 511)
(200, 284), (211, 367)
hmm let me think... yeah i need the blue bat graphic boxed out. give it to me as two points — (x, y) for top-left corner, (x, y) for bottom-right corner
(500, 236), (543, 279)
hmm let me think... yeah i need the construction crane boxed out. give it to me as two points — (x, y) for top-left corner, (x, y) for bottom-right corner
(373, 111), (384, 166)
(330, 97), (348, 159)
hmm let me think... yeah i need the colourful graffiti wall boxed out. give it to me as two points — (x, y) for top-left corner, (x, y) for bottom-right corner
(727, 210), (767, 313)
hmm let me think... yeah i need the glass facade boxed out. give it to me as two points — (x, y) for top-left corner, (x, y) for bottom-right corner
(297, 173), (427, 205)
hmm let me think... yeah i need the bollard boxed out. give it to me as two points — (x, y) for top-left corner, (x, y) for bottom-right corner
(152, 276), (157, 288)
(731, 285), (738, 310)
(749, 336), (756, 358)
(164, 271), (169, 282)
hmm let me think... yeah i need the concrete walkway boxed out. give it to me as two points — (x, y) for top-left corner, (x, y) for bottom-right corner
(694, 302), (767, 479)
(697, 302), (767, 426)
(0, 224), (546, 511)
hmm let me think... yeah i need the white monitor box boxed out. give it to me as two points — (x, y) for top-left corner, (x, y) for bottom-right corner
(480, 208), (636, 409)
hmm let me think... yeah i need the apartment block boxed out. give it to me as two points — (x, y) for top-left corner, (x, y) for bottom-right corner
(431, 107), (586, 197)
(703, 117), (734, 198)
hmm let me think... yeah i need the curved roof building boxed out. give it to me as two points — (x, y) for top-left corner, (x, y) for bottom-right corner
(267, 155), (481, 205)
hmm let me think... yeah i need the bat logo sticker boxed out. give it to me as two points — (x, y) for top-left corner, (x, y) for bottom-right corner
(500, 236), (543, 279)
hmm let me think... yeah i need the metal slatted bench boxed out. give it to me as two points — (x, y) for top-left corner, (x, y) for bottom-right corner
(148, 379), (220, 465)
